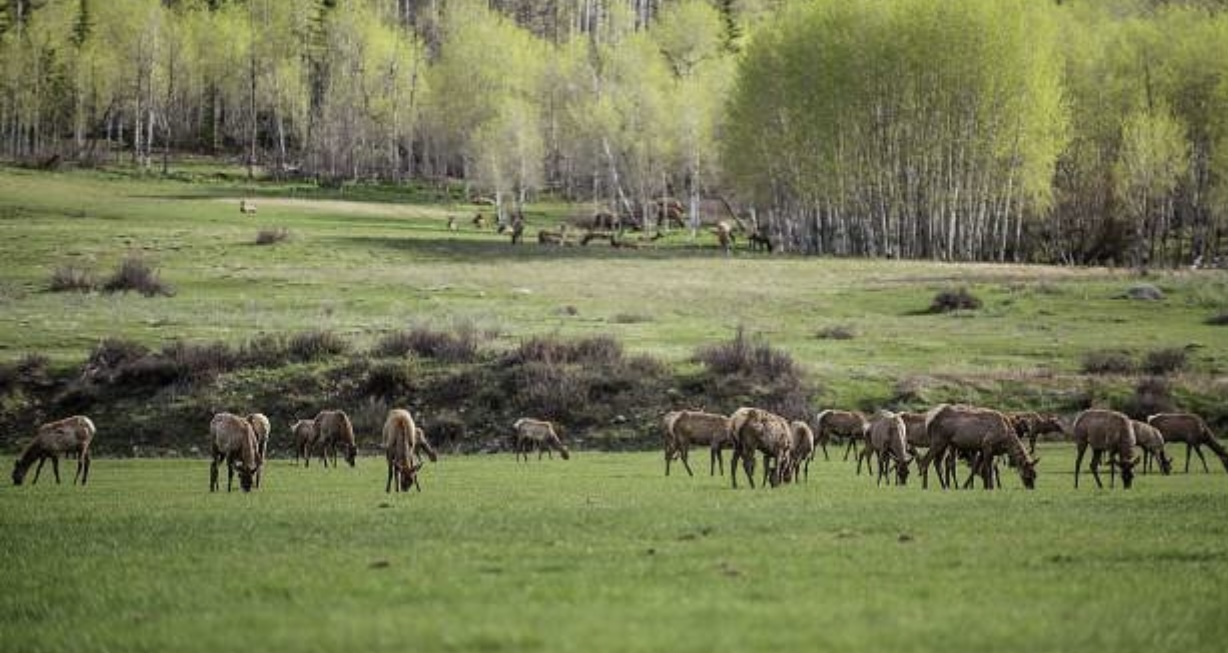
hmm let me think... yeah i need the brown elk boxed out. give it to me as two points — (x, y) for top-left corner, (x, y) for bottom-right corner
(383, 409), (425, 493)
(210, 412), (260, 492)
(311, 410), (357, 468)
(662, 410), (732, 477)
(919, 404), (1037, 490)
(1073, 409), (1137, 489)
(866, 411), (911, 486)
(814, 409), (869, 461)
(728, 407), (793, 489)
(11, 416), (95, 486)
(512, 418), (570, 461)
(1147, 412), (1228, 474)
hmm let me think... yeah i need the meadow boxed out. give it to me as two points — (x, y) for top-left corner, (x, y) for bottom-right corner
(2, 450), (1227, 653)
(2, 164), (1228, 652)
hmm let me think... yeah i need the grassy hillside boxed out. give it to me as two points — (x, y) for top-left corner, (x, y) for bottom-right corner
(1, 165), (1227, 453)
(1, 452), (1226, 653)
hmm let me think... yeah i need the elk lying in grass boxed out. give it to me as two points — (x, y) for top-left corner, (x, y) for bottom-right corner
(383, 409), (426, 493)
(920, 404), (1037, 490)
(310, 410), (357, 468)
(814, 409), (869, 461)
(866, 411), (911, 486)
(210, 412), (260, 492)
(1130, 420), (1172, 475)
(1147, 412), (1228, 474)
(729, 407), (793, 489)
(246, 413), (270, 488)
(11, 415), (95, 486)
(661, 410), (732, 477)
(290, 419), (316, 466)
(512, 418), (570, 461)
(1072, 409), (1137, 489)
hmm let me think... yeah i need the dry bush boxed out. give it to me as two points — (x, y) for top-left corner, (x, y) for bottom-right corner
(1142, 347), (1187, 376)
(103, 255), (173, 297)
(374, 324), (479, 363)
(255, 227), (291, 245)
(506, 334), (623, 367)
(1081, 349), (1136, 375)
(1124, 376), (1176, 418)
(929, 287), (982, 313)
(241, 334), (292, 367)
(693, 327), (799, 380)
(49, 265), (96, 292)
(288, 330), (349, 362)
(816, 325), (855, 340)
(362, 360), (419, 400)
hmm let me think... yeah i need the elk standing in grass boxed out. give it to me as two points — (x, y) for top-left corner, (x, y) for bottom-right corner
(866, 411), (911, 486)
(1072, 409), (1137, 489)
(729, 407), (793, 489)
(310, 410), (357, 468)
(11, 416), (95, 486)
(383, 409), (425, 493)
(662, 410), (732, 477)
(1130, 420), (1172, 475)
(512, 418), (570, 461)
(290, 419), (316, 466)
(210, 412), (260, 493)
(246, 413), (270, 488)
(920, 404), (1037, 490)
(814, 409), (869, 461)
(788, 420), (816, 482)
(1147, 412), (1228, 474)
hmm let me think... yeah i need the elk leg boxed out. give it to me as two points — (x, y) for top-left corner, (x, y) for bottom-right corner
(227, 459), (236, 492)
(386, 463), (394, 493)
(743, 450), (757, 489)
(210, 458), (219, 492)
(1074, 442), (1087, 489)
(1192, 444), (1210, 473)
(680, 447), (694, 477)
(31, 457), (46, 485)
(730, 449), (740, 489)
(664, 446), (672, 477)
(842, 438), (856, 461)
(1089, 450), (1104, 489)
(819, 439), (830, 461)
(50, 456), (61, 484)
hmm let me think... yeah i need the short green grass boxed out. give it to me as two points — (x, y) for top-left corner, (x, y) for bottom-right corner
(2, 165), (1227, 410)
(2, 450), (1226, 653)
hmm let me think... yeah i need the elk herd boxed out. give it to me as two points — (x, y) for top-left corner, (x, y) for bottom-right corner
(7, 404), (1228, 495)
(661, 404), (1228, 491)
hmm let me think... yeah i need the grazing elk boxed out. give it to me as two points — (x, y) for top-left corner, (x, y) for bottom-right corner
(920, 404), (1037, 490)
(1147, 412), (1228, 474)
(1130, 420), (1172, 475)
(661, 410), (733, 477)
(209, 412), (260, 493)
(1072, 409), (1137, 489)
(383, 409), (425, 493)
(290, 419), (316, 466)
(866, 411), (911, 486)
(788, 420), (816, 482)
(11, 416), (95, 486)
(311, 410), (357, 468)
(246, 413), (270, 488)
(512, 418), (570, 461)
(728, 407), (793, 489)
(1007, 411), (1069, 454)
(813, 409), (869, 461)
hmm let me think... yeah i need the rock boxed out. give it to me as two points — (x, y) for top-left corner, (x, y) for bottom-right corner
(1122, 284), (1164, 301)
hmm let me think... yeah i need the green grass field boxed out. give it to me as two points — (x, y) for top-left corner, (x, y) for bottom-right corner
(2, 450), (1227, 653)
(2, 165), (1228, 651)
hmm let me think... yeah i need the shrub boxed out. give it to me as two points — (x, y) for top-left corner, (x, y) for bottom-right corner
(611, 312), (653, 324)
(693, 327), (799, 380)
(84, 338), (150, 379)
(1206, 311), (1228, 326)
(241, 334), (292, 367)
(49, 265), (96, 292)
(1081, 350), (1136, 375)
(362, 360), (418, 400)
(103, 255), (173, 297)
(162, 341), (239, 382)
(374, 325), (478, 363)
(505, 334), (623, 367)
(929, 287), (982, 313)
(255, 227), (291, 245)
(1124, 376), (1175, 418)
(1142, 347), (1187, 376)
(288, 330), (349, 362)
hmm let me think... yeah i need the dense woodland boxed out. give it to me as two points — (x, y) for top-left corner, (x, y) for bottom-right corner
(3, 0), (1228, 265)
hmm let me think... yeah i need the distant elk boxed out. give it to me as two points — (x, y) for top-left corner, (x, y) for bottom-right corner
(310, 410), (357, 468)
(813, 409), (869, 461)
(512, 418), (570, 461)
(239, 199), (257, 214)
(1072, 409), (1137, 489)
(728, 407), (793, 488)
(11, 416), (95, 486)
(1007, 411), (1069, 454)
(661, 410), (733, 477)
(865, 411), (911, 486)
(1147, 412), (1228, 474)
(209, 412), (260, 492)
(920, 404), (1037, 490)
(1130, 420), (1172, 475)
(290, 419), (316, 466)
(382, 409), (426, 493)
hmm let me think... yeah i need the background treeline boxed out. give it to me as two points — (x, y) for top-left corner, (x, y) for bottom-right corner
(4, 0), (1228, 265)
